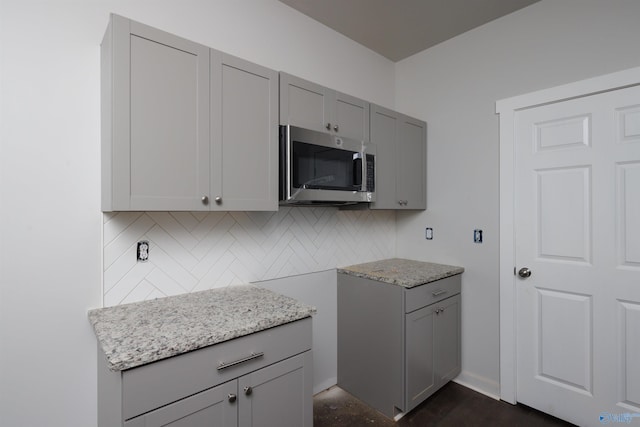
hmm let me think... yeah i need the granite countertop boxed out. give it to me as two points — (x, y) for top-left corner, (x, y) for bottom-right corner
(338, 258), (464, 288)
(89, 285), (316, 372)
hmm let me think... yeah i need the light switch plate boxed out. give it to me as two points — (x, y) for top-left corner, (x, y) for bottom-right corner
(425, 227), (433, 240)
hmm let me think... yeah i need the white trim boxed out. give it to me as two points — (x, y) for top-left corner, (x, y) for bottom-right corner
(496, 65), (640, 405)
(453, 371), (501, 401)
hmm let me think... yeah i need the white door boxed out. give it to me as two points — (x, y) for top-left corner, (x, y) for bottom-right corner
(514, 85), (640, 426)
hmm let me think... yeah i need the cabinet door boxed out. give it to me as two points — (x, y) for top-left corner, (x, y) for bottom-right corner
(279, 72), (330, 133)
(105, 15), (211, 211)
(332, 91), (370, 141)
(211, 52), (278, 211)
(124, 380), (237, 427)
(396, 116), (426, 210)
(369, 104), (399, 209)
(433, 294), (461, 388)
(405, 304), (436, 413)
(238, 351), (312, 427)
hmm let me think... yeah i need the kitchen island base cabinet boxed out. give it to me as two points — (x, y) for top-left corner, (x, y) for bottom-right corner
(98, 317), (313, 427)
(337, 273), (461, 418)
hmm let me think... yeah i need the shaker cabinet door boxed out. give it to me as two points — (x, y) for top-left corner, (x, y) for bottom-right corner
(369, 105), (399, 209)
(279, 72), (330, 133)
(123, 380), (237, 427)
(370, 104), (426, 210)
(103, 15), (211, 211)
(238, 352), (313, 427)
(433, 294), (461, 388)
(333, 91), (370, 141)
(405, 304), (436, 413)
(396, 116), (426, 210)
(211, 53), (278, 211)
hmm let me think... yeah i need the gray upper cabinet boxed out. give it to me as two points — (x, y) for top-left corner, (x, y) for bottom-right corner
(212, 53), (278, 211)
(102, 14), (278, 211)
(370, 104), (426, 210)
(279, 72), (370, 141)
(102, 14), (210, 211)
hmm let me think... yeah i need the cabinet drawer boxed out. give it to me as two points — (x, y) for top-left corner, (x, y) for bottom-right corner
(121, 317), (312, 421)
(404, 275), (460, 313)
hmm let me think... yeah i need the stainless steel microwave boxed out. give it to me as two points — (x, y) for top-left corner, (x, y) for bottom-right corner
(279, 125), (376, 205)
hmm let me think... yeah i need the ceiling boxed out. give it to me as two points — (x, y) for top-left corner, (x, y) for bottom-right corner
(278, 0), (540, 62)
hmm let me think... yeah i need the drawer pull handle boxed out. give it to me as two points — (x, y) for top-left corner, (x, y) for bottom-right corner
(432, 289), (447, 297)
(217, 352), (264, 370)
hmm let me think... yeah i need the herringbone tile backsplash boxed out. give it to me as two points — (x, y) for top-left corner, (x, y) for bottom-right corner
(102, 208), (395, 306)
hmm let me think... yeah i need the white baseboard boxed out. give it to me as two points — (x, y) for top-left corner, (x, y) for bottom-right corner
(453, 370), (501, 401)
(313, 377), (337, 396)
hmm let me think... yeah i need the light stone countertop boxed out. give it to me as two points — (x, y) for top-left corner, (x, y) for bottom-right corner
(89, 285), (316, 372)
(338, 258), (464, 288)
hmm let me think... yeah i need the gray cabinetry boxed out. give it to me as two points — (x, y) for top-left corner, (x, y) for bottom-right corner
(98, 317), (313, 427)
(101, 14), (278, 211)
(279, 72), (370, 141)
(123, 380), (237, 427)
(212, 53), (278, 211)
(370, 104), (426, 210)
(238, 352), (310, 427)
(101, 14), (210, 211)
(405, 293), (461, 413)
(338, 273), (461, 418)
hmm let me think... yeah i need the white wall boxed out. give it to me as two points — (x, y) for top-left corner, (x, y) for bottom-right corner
(394, 0), (640, 397)
(0, 1), (394, 426)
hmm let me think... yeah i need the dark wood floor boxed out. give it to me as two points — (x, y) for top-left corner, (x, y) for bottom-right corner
(313, 382), (575, 426)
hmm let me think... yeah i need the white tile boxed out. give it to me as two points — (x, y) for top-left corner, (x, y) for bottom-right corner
(103, 208), (395, 304)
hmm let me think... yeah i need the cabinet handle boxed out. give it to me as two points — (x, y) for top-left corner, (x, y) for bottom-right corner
(432, 289), (447, 297)
(326, 122), (331, 131)
(228, 393), (237, 403)
(435, 308), (442, 315)
(333, 124), (339, 132)
(217, 352), (264, 370)
(214, 196), (222, 204)
(201, 196), (209, 205)
(244, 386), (253, 396)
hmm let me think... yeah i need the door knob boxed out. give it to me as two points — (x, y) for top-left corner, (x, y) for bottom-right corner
(244, 386), (253, 396)
(333, 124), (339, 132)
(518, 267), (532, 278)
(326, 122), (331, 130)
(215, 196), (222, 204)
(201, 196), (209, 205)
(228, 393), (236, 403)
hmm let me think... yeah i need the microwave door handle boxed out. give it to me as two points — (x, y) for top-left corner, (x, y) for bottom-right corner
(353, 153), (363, 188)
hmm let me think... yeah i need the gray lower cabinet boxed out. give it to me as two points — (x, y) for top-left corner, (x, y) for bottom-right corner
(369, 104), (427, 210)
(405, 293), (461, 413)
(279, 72), (370, 141)
(338, 274), (460, 418)
(99, 318), (313, 427)
(123, 380), (237, 427)
(101, 14), (278, 211)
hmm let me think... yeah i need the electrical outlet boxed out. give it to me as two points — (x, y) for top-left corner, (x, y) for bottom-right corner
(473, 229), (483, 244)
(425, 227), (433, 240)
(137, 240), (150, 262)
